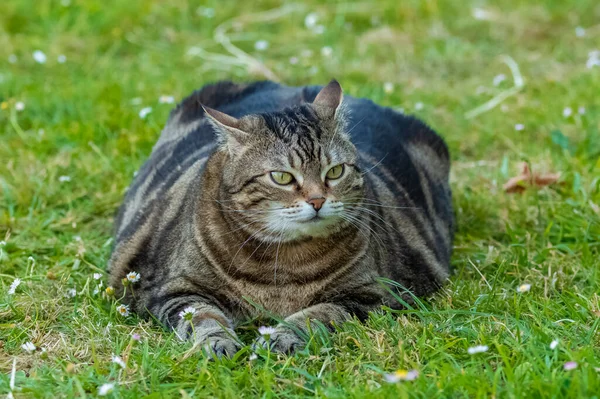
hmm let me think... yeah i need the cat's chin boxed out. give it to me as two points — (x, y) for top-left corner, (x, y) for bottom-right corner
(259, 217), (346, 243)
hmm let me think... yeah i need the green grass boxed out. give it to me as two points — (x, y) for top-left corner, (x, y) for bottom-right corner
(1, 0), (600, 397)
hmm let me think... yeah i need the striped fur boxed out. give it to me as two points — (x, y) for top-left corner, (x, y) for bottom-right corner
(108, 80), (454, 355)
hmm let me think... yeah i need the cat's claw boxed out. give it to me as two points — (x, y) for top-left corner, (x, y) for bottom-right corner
(201, 335), (241, 359)
(253, 328), (305, 354)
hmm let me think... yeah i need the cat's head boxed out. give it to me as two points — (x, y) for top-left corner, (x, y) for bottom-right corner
(204, 80), (364, 242)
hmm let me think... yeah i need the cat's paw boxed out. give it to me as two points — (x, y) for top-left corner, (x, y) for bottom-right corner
(253, 327), (305, 354)
(201, 335), (241, 359)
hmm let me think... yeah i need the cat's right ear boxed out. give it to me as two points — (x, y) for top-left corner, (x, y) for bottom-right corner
(202, 105), (247, 155)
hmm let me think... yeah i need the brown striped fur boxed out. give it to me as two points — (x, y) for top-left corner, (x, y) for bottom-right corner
(108, 80), (454, 356)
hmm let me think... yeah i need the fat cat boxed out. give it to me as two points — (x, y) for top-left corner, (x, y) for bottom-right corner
(108, 80), (454, 356)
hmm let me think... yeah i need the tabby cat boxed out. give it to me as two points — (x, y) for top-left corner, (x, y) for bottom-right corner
(108, 80), (454, 356)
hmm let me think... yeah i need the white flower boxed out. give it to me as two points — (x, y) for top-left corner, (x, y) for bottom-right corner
(320, 46), (333, 57)
(305, 13), (318, 28)
(578, 106), (586, 115)
(0, 241), (5, 246)
(517, 283), (531, 293)
(550, 339), (559, 349)
(111, 354), (126, 369)
(15, 102), (25, 111)
(139, 107), (152, 119)
(467, 345), (489, 354)
(8, 54), (17, 64)
(472, 7), (493, 20)
(313, 25), (325, 35)
(575, 27), (585, 37)
(58, 175), (71, 182)
(493, 74), (506, 86)
(563, 107), (572, 118)
(8, 278), (21, 295)
(66, 288), (76, 297)
(515, 123), (525, 131)
(126, 271), (140, 283)
(384, 369), (419, 382)
(159, 95), (175, 104)
(383, 82), (394, 94)
(93, 273), (102, 280)
(415, 102), (424, 111)
(57, 55), (67, 63)
(258, 326), (277, 336)
(289, 56), (299, 65)
(33, 50), (47, 64)
(254, 40), (269, 51)
(587, 51), (600, 69)
(179, 306), (197, 321)
(22, 342), (36, 353)
(564, 361), (578, 371)
(116, 304), (130, 317)
(249, 353), (258, 361)
(98, 383), (115, 396)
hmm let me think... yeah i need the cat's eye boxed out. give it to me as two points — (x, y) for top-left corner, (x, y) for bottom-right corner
(326, 164), (344, 180)
(270, 171), (294, 185)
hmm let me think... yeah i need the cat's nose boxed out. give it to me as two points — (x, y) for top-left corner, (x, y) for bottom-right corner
(307, 197), (326, 211)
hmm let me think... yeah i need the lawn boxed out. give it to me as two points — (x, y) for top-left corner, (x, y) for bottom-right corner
(1, 0), (600, 397)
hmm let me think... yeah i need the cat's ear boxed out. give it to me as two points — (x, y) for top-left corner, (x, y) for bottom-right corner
(313, 79), (343, 117)
(202, 105), (247, 154)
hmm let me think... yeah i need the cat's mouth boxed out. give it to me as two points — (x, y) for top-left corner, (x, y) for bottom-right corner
(298, 215), (323, 223)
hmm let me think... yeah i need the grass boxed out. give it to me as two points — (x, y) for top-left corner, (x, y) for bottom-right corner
(1, 0), (600, 397)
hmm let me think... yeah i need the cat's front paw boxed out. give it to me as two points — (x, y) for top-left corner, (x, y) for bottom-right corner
(253, 327), (305, 354)
(201, 334), (242, 358)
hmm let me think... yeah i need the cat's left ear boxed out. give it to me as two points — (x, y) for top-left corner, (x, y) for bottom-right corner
(313, 79), (343, 118)
(202, 105), (247, 155)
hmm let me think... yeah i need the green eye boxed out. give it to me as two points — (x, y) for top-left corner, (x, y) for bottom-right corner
(270, 171), (294, 185)
(326, 164), (344, 180)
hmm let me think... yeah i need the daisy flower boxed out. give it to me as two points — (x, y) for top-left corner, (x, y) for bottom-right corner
(493, 74), (506, 86)
(57, 55), (67, 63)
(93, 273), (102, 280)
(105, 286), (115, 296)
(517, 283), (531, 293)
(320, 46), (333, 57)
(59, 175), (71, 182)
(126, 271), (140, 283)
(98, 383), (115, 396)
(66, 288), (77, 298)
(304, 13), (318, 28)
(254, 40), (269, 51)
(550, 339), (559, 349)
(112, 354), (126, 369)
(116, 304), (130, 317)
(32, 50), (47, 64)
(575, 27), (585, 37)
(139, 107), (152, 119)
(383, 82), (394, 94)
(578, 106), (586, 115)
(564, 361), (578, 371)
(22, 342), (36, 353)
(563, 107), (572, 118)
(384, 369), (419, 383)
(258, 326), (277, 337)
(467, 345), (489, 354)
(514, 123), (525, 131)
(15, 102), (25, 111)
(179, 306), (197, 321)
(249, 353), (258, 361)
(159, 95), (175, 104)
(8, 278), (21, 295)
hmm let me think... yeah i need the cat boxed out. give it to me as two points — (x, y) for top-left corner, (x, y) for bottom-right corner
(108, 80), (454, 356)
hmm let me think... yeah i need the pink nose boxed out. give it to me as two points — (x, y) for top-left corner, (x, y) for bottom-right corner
(307, 197), (326, 211)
